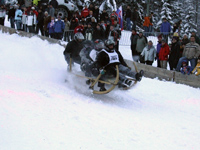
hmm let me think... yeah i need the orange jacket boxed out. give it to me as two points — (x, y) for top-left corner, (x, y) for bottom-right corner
(143, 16), (152, 27)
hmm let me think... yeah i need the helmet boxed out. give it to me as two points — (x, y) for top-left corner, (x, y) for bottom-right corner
(94, 39), (105, 51)
(74, 32), (84, 41)
(105, 39), (115, 47)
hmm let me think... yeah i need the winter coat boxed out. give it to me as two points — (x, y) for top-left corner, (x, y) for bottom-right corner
(15, 9), (23, 21)
(81, 8), (89, 18)
(22, 12), (27, 25)
(169, 42), (181, 62)
(54, 20), (65, 33)
(159, 43), (170, 61)
(0, 7), (6, 18)
(93, 8), (99, 21)
(8, 8), (15, 19)
(136, 36), (147, 53)
(130, 33), (138, 46)
(70, 19), (78, 30)
(64, 20), (70, 31)
(47, 20), (55, 34)
(26, 12), (36, 26)
(143, 16), (152, 27)
(49, 7), (55, 17)
(93, 28), (105, 41)
(100, 12), (108, 21)
(63, 40), (84, 60)
(44, 15), (51, 31)
(37, 12), (44, 26)
(192, 62), (200, 76)
(141, 45), (156, 62)
(160, 21), (171, 35)
(125, 9), (132, 19)
(157, 41), (162, 54)
(85, 27), (93, 40)
(181, 38), (190, 46)
(183, 42), (200, 59)
(181, 66), (193, 75)
(131, 10), (139, 21)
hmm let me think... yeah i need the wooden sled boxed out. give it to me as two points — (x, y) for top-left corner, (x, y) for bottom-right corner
(69, 58), (138, 94)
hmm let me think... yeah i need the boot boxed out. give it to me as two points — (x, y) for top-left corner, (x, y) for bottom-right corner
(135, 70), (144, 81)
(99, 87), (107, 91)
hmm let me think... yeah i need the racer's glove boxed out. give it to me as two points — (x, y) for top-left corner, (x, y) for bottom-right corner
(100, 69), (105, 75)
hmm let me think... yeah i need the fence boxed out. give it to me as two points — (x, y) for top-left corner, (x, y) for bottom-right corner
(119, 30), (174, 46)
(0, 25), (199, 88)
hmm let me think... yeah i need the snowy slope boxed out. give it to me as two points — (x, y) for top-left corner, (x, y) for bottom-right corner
(0, 32), (200, 150)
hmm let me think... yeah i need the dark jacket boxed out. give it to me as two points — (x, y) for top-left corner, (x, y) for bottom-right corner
(37, 12), (44, 26)
(63, 40), (84, 60)
(131, 10), (138, 21)
(125, 9), (132, 19)
(8, 8), (15, 19)
(93, 27), (105, 41)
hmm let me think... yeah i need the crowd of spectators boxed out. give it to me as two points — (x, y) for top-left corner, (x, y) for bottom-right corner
(0, 1), (200, 76)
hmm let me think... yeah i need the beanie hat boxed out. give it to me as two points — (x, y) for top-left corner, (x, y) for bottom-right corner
(158, 34), (162, 39)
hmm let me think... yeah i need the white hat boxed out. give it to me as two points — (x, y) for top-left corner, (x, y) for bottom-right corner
(31, 7), (35, 10)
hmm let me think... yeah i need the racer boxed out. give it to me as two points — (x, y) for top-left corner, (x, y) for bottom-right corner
(94, 39), (144, 91)
(63, 32), (85, 70)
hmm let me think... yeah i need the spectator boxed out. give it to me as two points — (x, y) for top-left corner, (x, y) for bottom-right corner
(47, 16), (55, 38)
(26, 9), (37, 33)
(135, 31), (147, 63)
(86, 10), (94, 24)
(0, 5), (5, 26)
(131, 8), (139, 30)
(180, 60), (193, 75)
(80, 16), (87, 28)
(191, 31), (200, 45)
(108, 24), (120, 51)
(100, 9), (108, 21)
(160, 17), (171, 44)
(173, 20), (182, 34)
(156, 34), (162, 68)
(90, 17), (97, 29)
(192, 56), (200, 76)
(22, 7), (28, 32)
(81, 5), (89, 18)
(113, 20), (121, 51)
(176, 35), (200, 71)
(93, 23), (105, 41)
(85, 23), (93, 40)
(49, 4), (55, 17)
(64, 17), (70, 42)
(143, 14), (152, 37)
(149, 12), (154, 35)
(125, 5), (131, 31)
(36, 9), (44, 36)
(110, 10), (118, 22)
(8, 4), (15, 28)
(159, 39), (170, 69)
(32, 7), (38, 17)
(93, 6), (99, 22)
(180, 34), (190, 56)
(54, 16), (65, 40)
(15, 5), (23, 30)
(169, 36), (180, 70)
(141, 40), (156, 65)
(49, 0), (58, 9)
(75, 10), (81, 20)
(43, 11), (51, 37)
(130, 29), (138, 60)
(88, 3), (95, 13)
(74, 22), (84, 34)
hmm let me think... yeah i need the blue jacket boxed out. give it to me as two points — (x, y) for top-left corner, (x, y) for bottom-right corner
(160, 21), (171, 35)
(180, 66), (193, 75)
(54, 20), (65, 33)
(15, 9), (22, 21)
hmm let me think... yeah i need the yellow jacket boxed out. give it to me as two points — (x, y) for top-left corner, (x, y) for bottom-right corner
(192, 62), (200, 76)
(33, 0), (40, 6)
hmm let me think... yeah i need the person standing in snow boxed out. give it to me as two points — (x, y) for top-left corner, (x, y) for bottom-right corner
(159, 39), (170, 69)
(14, 5), (23, 30)
(156, 34), (162, 68)
(54, 15), (65, 40)
(130, 28), (138, 60)
(8, 4), (16, 28)
(26, 9), (37, 33)
(0, 5), (6, 26)
(140, 40), (156, 66)
(22, 7), (28, 32)
(36, 9), (44, 36)
(43, 11), (51, 37)
(47, 16), (55, 38)
(125, 5), (131, 31)
(160, 17), (171, 44)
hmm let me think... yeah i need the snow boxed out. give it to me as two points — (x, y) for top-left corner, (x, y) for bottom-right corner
(0, 30), (200, 150)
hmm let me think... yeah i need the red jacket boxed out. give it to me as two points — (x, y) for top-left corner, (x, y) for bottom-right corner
(33, 10), (38, 17)
(159, 43), (170, 60)
(81, 8), (90, 18)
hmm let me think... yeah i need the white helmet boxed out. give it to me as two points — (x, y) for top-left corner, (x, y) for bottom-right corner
(74, 32), (84, 41)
